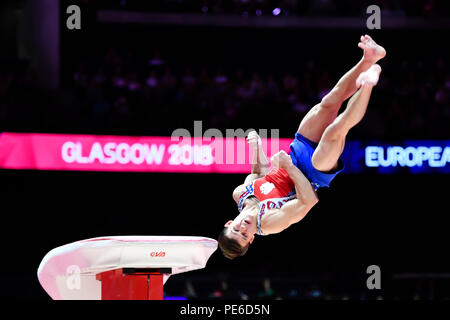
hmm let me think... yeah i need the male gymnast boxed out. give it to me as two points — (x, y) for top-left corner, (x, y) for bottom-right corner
(218, 35), (386, 259)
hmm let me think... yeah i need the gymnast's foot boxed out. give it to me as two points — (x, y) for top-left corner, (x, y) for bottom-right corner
(356, 64), (382, 88)
(359, 35), (386, 64)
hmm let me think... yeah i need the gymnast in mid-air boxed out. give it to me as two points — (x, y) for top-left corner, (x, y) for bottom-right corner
(219, 35), (386, 259)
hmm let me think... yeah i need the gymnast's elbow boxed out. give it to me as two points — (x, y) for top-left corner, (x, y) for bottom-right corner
(309, 194), (319, 207)
(299, 192), (319, 208)
(286, 199), (316, 225)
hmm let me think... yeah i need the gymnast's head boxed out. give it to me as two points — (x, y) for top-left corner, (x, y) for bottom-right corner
(218, 210), (257, 259)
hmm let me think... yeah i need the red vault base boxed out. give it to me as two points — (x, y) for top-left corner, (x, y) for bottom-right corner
(96, 268), (171, 300)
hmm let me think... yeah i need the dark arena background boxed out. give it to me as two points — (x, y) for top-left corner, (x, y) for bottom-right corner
(0, 0), (449, 307)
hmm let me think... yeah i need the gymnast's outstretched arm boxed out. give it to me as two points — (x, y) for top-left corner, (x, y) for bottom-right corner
(232, 131), (270, 202)
(245, 130), (270, 182)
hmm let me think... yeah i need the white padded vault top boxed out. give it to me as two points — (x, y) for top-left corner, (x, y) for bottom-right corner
(37, 236), (218, 300)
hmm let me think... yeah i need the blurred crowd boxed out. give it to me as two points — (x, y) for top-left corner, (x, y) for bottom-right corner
(1, 47), (449, 139)
(163, 274), (450, 300)
(95, 0), (450, 18)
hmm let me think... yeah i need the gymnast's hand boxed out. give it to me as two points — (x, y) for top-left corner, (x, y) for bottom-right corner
(270, 150), (293, 170)
(246, 130), (262, 149)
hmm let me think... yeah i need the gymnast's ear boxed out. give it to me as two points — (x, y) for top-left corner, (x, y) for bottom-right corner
(224, 220), (233, 227)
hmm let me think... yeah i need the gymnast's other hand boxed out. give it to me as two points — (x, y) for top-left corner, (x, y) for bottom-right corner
(270, 150), (293, 170)
(246, 130), (262, 149)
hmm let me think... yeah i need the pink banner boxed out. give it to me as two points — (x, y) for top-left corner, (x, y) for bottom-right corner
(0, 132), (292, 173)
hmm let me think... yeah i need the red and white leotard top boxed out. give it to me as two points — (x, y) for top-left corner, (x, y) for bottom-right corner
(237, 168), (297, 236)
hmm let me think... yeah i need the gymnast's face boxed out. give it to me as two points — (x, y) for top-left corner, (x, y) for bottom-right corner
(224, 210), (257, 247)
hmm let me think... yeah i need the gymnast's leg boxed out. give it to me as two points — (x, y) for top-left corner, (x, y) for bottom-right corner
(311, 64), (382, 172)
(297, 35), (386, 143)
